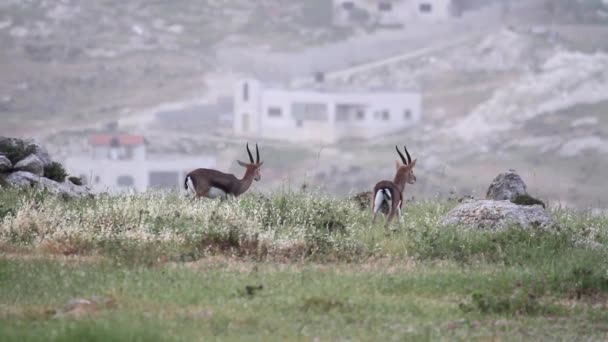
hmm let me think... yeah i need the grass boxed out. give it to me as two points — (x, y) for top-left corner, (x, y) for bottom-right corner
(0, 189), (607, 340)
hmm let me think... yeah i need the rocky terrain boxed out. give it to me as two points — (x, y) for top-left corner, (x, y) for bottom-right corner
(0, 137), (89, 197)
(0, 0), (343, 135)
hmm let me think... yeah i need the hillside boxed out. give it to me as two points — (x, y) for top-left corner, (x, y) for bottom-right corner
(0, 0), (343, 135)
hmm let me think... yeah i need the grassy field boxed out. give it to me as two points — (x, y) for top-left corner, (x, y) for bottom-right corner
(1, 189), (608, 341)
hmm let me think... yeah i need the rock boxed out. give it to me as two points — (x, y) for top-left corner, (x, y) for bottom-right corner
(55, 298), (95, 319)
(0, 137), (53, 168)
(13, 154), (44, 176)
(441, 199), (552, 231)
(5, 171), (90, 198)
(30, 142), (52, 167)
(486, 169), (527, 201)
(0, 155), (11, 172)
(53, 296), (116, 319)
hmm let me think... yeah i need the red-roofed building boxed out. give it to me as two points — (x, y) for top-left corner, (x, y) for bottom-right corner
(63, 132), (216, 194)
(88, 133), (147, 161)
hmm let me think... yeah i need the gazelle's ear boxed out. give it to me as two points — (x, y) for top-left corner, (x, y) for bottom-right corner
(237, 160), (248, 167)
(409, 159), (417, 168)
(257, 161), (264, 167)
(395, 160), (401, 170)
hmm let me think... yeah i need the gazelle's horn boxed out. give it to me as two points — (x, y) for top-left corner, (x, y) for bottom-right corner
(255, 143), (260, 163)
(396, 145), (407, 165)
(404, 145), (412, 164)
(246, 143), (254, 163)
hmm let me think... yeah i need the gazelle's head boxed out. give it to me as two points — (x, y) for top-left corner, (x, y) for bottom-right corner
(237, 143), (264, 181)
(395, 145), (417, 185)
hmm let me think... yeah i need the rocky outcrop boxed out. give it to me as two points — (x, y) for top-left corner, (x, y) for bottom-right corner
(443, 170), (551, 230)
(13, 154), (44, 176)
(0, 155), (11, 173)
(5, 171), (89, 198)
(1, 137), (90, 198)
(486, 169), (527, 201)
(0, 137), (51, 167)
(441, 199), (552, 231)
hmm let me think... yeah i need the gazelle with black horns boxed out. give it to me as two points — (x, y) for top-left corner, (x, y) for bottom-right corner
(185, 143), (263, 199)
(371, 145), (417, 227)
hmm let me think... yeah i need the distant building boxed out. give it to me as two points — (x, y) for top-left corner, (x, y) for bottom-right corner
(333, 0), (455, 28)
(64, 133), (215, 194)
(233, 79), (422, 143)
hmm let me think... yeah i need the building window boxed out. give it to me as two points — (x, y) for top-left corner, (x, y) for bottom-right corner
(378, 2), (392, 11)
(149, 171), (179, 190)
(356, 110), (365, 120)
(404, 109), (412, 120)
(291, 102), (328, 122)
(336, 103), (366, 122)
(342, 1), (355, 10)
(242, 113), (249, 132)
(117, 175), (135, 187)
(242, 82), (249, 101)
(382, 110), (390, 121)
(419, 3), (433, 13)
(267, 107), (282, 118)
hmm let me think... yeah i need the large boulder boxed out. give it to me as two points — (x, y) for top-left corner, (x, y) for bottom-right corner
(486, 169), (527, 201)
(13, 154), (44, 176)
(0, 155), (11, 173)
(0, 137), (51, 167)
(5, 171), (90, 198)
(441, 199), (552, 231)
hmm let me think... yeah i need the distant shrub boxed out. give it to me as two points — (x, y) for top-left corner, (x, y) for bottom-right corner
(43, 162), (68, 182)
(0, 139), (38, 164)
(68, 176), (83, 186)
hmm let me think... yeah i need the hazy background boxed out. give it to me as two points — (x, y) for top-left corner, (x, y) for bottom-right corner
(1, 0), (607, 209)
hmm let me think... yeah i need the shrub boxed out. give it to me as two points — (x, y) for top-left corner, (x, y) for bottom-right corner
(43, 162), (68, 183)
(68, 176), (83, 186)
(0, 139), (37, 164)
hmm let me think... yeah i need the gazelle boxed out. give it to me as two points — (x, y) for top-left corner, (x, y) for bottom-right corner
(372, 145), (417, 227)
(184, 143), (263, 199)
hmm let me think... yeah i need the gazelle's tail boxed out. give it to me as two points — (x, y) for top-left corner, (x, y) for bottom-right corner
(373, 188), (391, 214)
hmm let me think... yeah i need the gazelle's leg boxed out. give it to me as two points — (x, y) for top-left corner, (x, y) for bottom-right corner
(397, 200), (403, 222)
(384, 208), (397, 228)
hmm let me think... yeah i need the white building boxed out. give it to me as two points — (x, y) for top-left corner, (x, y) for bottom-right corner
(333, 0), (455, 27)
(63, 133), (216, 194)
(233, 79), (422, 143)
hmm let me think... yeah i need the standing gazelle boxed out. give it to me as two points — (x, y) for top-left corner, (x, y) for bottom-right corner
(372, 145), (417, 227)
(184, 143), (263, 199)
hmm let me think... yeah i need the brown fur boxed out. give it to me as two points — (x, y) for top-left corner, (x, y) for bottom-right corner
(185, 144), (263, 199)
(372, 149), (417, 227)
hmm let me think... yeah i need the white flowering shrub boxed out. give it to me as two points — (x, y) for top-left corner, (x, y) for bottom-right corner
(0, 189), (606, 265)
(0, 189), (371, 262)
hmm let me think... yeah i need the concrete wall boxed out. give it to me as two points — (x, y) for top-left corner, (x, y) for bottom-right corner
(332, 0), (454, 27)
(64, 155), (216, 194)
(233, 82), (422, 143)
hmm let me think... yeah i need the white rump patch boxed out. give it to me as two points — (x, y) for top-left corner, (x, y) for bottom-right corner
(373, 189), (391, 214)
(185, 176), (196, 196)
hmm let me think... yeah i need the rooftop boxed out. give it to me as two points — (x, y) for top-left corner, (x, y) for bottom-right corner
(89, 134), (146, 147)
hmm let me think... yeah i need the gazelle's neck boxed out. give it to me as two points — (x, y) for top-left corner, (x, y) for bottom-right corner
(393, 171), (408, 193)
(235, 168), (256, 196)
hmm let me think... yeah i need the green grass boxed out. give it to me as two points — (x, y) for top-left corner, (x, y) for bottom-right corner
(0, 189), (607, 340)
